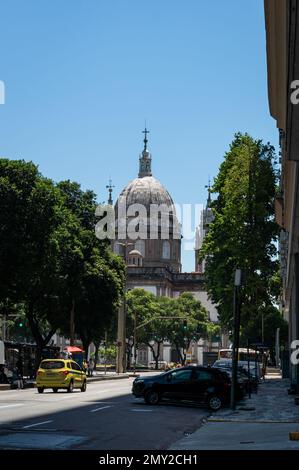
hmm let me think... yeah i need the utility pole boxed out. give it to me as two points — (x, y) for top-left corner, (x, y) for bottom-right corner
(115, 240), (133, 374)
(116, 302), (126, 374)
(104, 330), (107, 375)
(133, 310), (137, 376)
(247, 338), (251, 399)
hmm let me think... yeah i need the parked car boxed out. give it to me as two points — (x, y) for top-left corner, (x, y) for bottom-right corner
(213, 359), (261, 379)
(36, 359), (87, 393)
(132, 365), (245, 411)
(212, 360), (259, 393)
(148, 360), (169, 370)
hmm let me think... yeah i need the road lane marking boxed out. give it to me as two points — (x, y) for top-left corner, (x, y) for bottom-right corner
(22, 420), (53, 429)
(0, 404), (23, 410)
(90, 405), (113, 413)
(95, 387), (129, 393)
(89, 402), (117, 404)
(130, 409), (154, 412)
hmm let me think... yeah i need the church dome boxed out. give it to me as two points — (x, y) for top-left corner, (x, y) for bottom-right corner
(113, 127), (181, 273)
(117, 176), (174, 209)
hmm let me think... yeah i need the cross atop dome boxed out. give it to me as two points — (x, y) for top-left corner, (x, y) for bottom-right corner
(142, 126), (149, 151)
(106, 178), (115, 205)
(139, 125), (152, 178)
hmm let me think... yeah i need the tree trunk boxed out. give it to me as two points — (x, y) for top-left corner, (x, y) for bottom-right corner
(94, 342), (100, 371)
(70, 298), (75, 346)
(174, 342), (184, 365)
(147, 342), (162, 370)
(26, 302), (56, 372)
(81, 338), (91, 361)
(154, 342), (161, 370)
(126, 343), (133, 370)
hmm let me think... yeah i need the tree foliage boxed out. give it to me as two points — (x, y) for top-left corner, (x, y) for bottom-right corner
(126, 289), (213, 367)
(0, 159), (125, 367)
(199, 133), (285, 346)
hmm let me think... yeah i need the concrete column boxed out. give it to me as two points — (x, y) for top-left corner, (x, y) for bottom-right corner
(116, 303), (126, 373)
(294, 254), (299, 391)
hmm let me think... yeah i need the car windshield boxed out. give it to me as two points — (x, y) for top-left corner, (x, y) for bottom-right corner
(40, 361), (64, 370)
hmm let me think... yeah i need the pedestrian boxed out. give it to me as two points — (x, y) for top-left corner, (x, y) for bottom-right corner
(0, 366), (8, 384)
(88, 357), (94, 377)
(27, 358), (35, 380)
(16, 355), (23, 378)
(261, 356), (267, 380)
(12, 367), (23, 389)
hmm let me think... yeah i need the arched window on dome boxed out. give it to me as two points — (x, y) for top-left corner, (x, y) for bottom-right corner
(135, 239), (145, 257)
(162, 240), (170, 259)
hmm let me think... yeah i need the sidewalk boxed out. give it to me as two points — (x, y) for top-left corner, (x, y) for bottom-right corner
(169, 374), (299, 450)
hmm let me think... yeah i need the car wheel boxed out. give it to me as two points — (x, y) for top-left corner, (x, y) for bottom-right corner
(37, 387), (44, 394)
(145, 389), (160, 405)
(67, 380), (74, 393)
(52, 388), (58, 393)
(208, 395), (222, 411)
(81, 380), (87, 392)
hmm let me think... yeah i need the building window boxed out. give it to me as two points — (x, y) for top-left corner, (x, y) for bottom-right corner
(135, 239), (145, 257)
(114, 242), (121, 254)
(162, 240), (170, 259)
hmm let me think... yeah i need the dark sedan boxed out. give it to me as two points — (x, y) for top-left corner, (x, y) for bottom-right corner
(132, 366), (244, 411)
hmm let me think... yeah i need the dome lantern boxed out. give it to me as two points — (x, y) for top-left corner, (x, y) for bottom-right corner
(139, 126), (152, 178)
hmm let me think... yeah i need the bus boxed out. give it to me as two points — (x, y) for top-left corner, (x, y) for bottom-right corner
(218, 348), (262, 362)
(0, 340), (60, 379)
(218, 347), (267, 378)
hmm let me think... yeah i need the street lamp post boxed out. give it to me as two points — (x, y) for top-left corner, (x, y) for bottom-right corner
(231, 268), (242, 410)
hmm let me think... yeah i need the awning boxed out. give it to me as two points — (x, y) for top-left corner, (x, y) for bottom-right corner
(63, 346), (84, 353)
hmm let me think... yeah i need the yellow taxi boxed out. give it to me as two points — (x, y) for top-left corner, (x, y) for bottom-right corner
(36, 359), (87, 393)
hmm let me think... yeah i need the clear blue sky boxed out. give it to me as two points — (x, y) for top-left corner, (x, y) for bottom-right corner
(0, 0), (278, 272)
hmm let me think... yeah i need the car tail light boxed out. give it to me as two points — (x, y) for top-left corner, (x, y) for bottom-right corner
(60, 370), (69, 375)
(37, 370), (44, 375)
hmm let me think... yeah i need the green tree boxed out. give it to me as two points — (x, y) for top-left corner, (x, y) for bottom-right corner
(0, 162), (125, 368)
(0, 159), (70, 367)
(126, 290), (212, 368)
(126, 289), (159, 368)
(200, 133), (284, 347)
(166, 293), (210, 365)
(56, 180), (125, 356)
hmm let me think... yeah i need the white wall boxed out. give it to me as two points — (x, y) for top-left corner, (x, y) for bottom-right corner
(192, 291), (218, 322)
(133, 285), (157, 295)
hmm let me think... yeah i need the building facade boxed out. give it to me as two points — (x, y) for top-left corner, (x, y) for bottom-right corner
(264, 0), (299, 390)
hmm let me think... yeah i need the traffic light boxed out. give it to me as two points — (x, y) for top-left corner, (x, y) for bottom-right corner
(18, 322), (23, 328)
(183, 320), (187, 331)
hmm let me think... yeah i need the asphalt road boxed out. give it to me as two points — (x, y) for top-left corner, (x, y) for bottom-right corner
(0, 373), (209, 450)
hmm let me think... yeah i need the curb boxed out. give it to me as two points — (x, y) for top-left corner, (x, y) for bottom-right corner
(86, 374), (130, 382)
(0, 384), (10, 391)
(208, 418), (299, 424)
